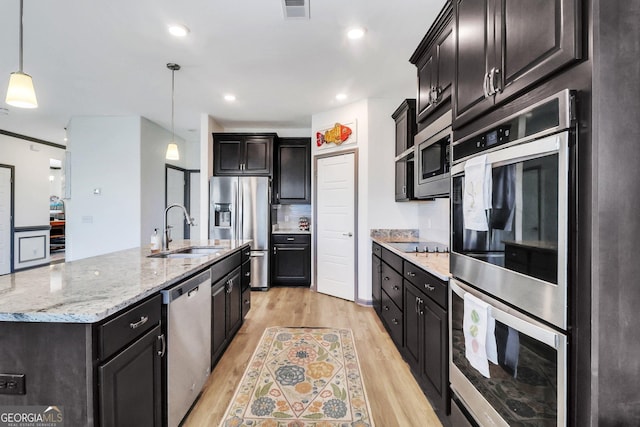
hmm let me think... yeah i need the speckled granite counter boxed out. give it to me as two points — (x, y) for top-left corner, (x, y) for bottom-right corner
(372, 237), (451, 281)
(0, 239), (251, 323)
(271, 229), (311, 234)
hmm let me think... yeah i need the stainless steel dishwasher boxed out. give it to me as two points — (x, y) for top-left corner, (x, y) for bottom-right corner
(161, 269), (212, 427)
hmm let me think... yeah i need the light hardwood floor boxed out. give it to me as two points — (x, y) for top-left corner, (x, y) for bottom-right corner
(183, 287), (443, 427)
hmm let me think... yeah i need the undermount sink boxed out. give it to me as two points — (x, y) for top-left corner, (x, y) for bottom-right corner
(149, 246), (225, 259)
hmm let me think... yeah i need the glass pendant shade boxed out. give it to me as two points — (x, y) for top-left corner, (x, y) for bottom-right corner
(6, 72), (37, 109)
(166, 142), (180, 160)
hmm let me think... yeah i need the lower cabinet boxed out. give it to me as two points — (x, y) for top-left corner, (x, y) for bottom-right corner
(271, 234), (311, 285)
(99, 325), (163, 427)
(98, 294), (164, 427)
(403, 261), (449, 419)
(371, 242), (450, 424)
(210, 246), (249, 368)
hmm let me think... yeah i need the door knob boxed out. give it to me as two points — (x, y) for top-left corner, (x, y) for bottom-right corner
(342, 232), (353, 237)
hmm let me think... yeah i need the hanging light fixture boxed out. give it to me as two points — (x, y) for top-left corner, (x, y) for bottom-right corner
(6, 0), (38, 109)
(165, 63), (181, 160)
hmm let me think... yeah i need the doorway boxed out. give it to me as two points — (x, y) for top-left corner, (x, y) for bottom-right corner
(165, 165), (200, 241)
(0, 165), (14, 276)
(314, 150), (357, 301)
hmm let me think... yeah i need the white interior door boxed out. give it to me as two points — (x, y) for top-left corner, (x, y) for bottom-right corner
(166, 167), (186, 241)
(316, 152), (356, 301)
(0, 166), (12, 275)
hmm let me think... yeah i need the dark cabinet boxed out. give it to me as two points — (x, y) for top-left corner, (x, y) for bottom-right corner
(453, 0), (581, 127)
(403, 262), (449, 418)
(213, 133), (275, 176)
(210, 247), (247, 367)
(274, 137), (311, 204)
(98, 295), (164, 427)
(392, 100), (417, 202)
(378, 247), (404, 348)
(99, 325), (163, 427)
(272, 234), (311, 285)
(410, 1), (454, 131)
(372, 244), (382, 314)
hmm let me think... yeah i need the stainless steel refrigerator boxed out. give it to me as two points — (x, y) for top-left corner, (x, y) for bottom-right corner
(209, 176), (270, 289)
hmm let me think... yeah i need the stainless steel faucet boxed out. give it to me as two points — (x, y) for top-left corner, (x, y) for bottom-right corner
(163, 203), (195, 251)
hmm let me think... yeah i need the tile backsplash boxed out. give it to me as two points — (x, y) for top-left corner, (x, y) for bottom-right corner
(370, 229), (419, 242)
(273, 204), (312, 230)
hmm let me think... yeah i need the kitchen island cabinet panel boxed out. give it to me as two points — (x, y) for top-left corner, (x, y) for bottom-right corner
(99, 325), (163, 427)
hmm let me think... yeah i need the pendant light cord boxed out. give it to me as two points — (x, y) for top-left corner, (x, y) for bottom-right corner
(18, 0), (24, 72)
(171, 68), (175, 142)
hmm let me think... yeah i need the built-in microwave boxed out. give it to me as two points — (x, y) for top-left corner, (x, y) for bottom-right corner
(414, 112), (451, 199)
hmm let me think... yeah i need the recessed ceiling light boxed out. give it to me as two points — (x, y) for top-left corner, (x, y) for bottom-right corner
(168, 24), (190, 37)
(336, 93), (347, 101)
(224, 94), (236, 102)
(347, 27), (366, 40)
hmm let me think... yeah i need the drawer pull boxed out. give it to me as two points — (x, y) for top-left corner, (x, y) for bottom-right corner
(244, 299), (250, 305)
(245, 251), (251, 256)
(425, 284), (435, 292)
(383, 276), (390, 281)
(287, 237), (295, 241)
(383, 305), (390, 311)
(245, 271), (251, 277)
(392, 318), (398, 325)
(392, 285), (399, 291)
(157, 334), (166, 357)
(129, 316), (149, 329)
(407, 271), (416, 277)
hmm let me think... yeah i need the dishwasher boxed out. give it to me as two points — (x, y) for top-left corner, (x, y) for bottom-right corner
(161, 269), (212, 427)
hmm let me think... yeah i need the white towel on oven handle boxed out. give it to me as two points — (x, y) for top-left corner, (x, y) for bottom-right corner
(463, 154), (492, 231)
(463, 292), (498, 378)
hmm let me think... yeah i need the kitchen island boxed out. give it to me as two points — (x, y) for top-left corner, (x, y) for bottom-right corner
(0, 239), (251, 427)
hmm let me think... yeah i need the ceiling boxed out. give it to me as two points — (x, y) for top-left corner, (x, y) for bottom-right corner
(0, 0), (445, 145)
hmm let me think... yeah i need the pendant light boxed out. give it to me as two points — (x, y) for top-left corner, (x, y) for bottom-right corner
(165, 63), (181, 161)
(6, 0), (38, 109)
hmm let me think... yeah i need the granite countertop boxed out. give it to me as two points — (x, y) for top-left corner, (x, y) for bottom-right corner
(272, 229), (311, 235)
(372, 237), (451, 281)
(0, 239), (251, 323)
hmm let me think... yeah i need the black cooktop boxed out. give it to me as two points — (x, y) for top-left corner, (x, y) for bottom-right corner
(386, 241), (449, 253)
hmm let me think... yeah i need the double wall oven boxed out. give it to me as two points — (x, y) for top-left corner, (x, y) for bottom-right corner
(448, 90), (575, 426)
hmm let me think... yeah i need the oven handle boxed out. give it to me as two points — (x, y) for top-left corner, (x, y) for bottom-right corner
(450, 279), (559, 349)
(451, 132), (565, 175)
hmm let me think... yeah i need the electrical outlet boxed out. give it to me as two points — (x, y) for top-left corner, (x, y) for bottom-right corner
(0, 374), (25, 395)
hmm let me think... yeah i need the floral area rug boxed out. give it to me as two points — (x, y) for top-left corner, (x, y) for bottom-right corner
(219, 327), (375, 427)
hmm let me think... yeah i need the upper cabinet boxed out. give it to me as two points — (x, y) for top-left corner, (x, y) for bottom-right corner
(453, 0), (581, 128)
(274, 137), (311, 204)
(213, 133), (276, 176)
(392, 99), (416, 202)
(410, 1), (454, 133)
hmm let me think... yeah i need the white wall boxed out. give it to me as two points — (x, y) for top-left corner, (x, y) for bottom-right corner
(140, 117), (187, 247)
(66, 116), (142, 260)
(417, 199), (450, 245)
(0, 133), (64, 227)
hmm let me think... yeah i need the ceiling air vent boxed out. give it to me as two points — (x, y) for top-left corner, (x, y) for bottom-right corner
(282, 0), (309, 19)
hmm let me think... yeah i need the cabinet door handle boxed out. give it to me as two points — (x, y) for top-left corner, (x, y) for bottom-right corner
(392, 285), (399, 291)
(273, 247), (277, 255)
(407, 271), (416, 278)
(129, 316), (148, 329)
(245, 250), (251, 256)
(245, 271), (251, 277)
(489, 67), (501, 95)
(483, 72), (491, 98)
(402, 185), (406, 195)
(383, 305), (390, 311)
(244, 299), (250, 305)
(157, 334), (166, 357)
(425, 284), (435, 292)
(431, 86), (441, 104)
(392, 318), (398, 325)
(415, 297), (419, 314)
(383, 276), (390, 281)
